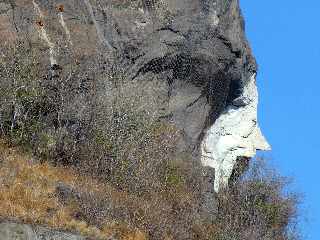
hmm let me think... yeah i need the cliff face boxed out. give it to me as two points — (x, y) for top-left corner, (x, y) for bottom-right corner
(0, 0), (269, 190)
(0, 0), (270, 238)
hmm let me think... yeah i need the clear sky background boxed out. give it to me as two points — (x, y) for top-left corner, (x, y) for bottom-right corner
(240, 1), (320, 239)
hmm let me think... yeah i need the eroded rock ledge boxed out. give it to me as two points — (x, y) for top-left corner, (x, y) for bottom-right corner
(201, 74), (270, 192)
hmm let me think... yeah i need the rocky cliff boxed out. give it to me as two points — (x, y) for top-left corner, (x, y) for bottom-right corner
(0, 0), (271, 239)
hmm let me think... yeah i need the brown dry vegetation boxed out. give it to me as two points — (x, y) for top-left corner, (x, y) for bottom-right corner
(0, 138), (302, 240)
(213, 158), (301, 240)
(0, 22), (302, 240)
(0, 139), (147, 240)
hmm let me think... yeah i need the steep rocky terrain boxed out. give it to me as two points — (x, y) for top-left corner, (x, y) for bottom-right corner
(0, 0), (284, 239)
(0, 0), (269, 191)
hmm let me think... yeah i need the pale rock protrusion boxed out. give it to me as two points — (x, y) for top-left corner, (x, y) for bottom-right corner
(59, 12), (73, 46)
(0, 223), (36, 240)
(139, 7), (145, 14)
(210, 10), (219, 26)
(32, 0), (43, 18)
(38, 27), (57, 66)
(82, 0), (114, 51)
(0, 222), (85, 240)
(201, 74), (271, 192)
(32, 0), (57, 66)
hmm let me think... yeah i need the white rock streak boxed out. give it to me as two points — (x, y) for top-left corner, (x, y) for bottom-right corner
(32, 0), (43, 18)
(210, 10), (219, 26)
(58, 12), (73, 46)
(201, 74), (271, 192)
(32, 0), (57, 66)
(82, 0), (113, 51)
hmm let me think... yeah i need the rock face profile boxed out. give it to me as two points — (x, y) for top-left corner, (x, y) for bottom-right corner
(1, 0), (269, 189)
(0, 0), (271, 239)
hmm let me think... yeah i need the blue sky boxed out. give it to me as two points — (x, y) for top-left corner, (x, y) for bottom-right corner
(240, 0), (320, 239)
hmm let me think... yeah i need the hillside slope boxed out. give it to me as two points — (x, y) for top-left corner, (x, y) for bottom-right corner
(0, 0), (299, 239)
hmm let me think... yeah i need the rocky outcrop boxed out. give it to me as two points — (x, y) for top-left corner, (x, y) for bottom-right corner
(0, 0), (269, 193)
(0, 222), (84, 240)
(201, 74), (270, 192)
(0, 0), (272, 239)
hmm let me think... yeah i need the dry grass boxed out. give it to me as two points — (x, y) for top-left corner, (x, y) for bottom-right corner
(0, 138), (301, 240)
(0, 139), (148, 240)
(212, 158), (301, 240)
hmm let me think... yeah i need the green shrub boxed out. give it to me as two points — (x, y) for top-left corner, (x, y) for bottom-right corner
(213, 158), (301, 240)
